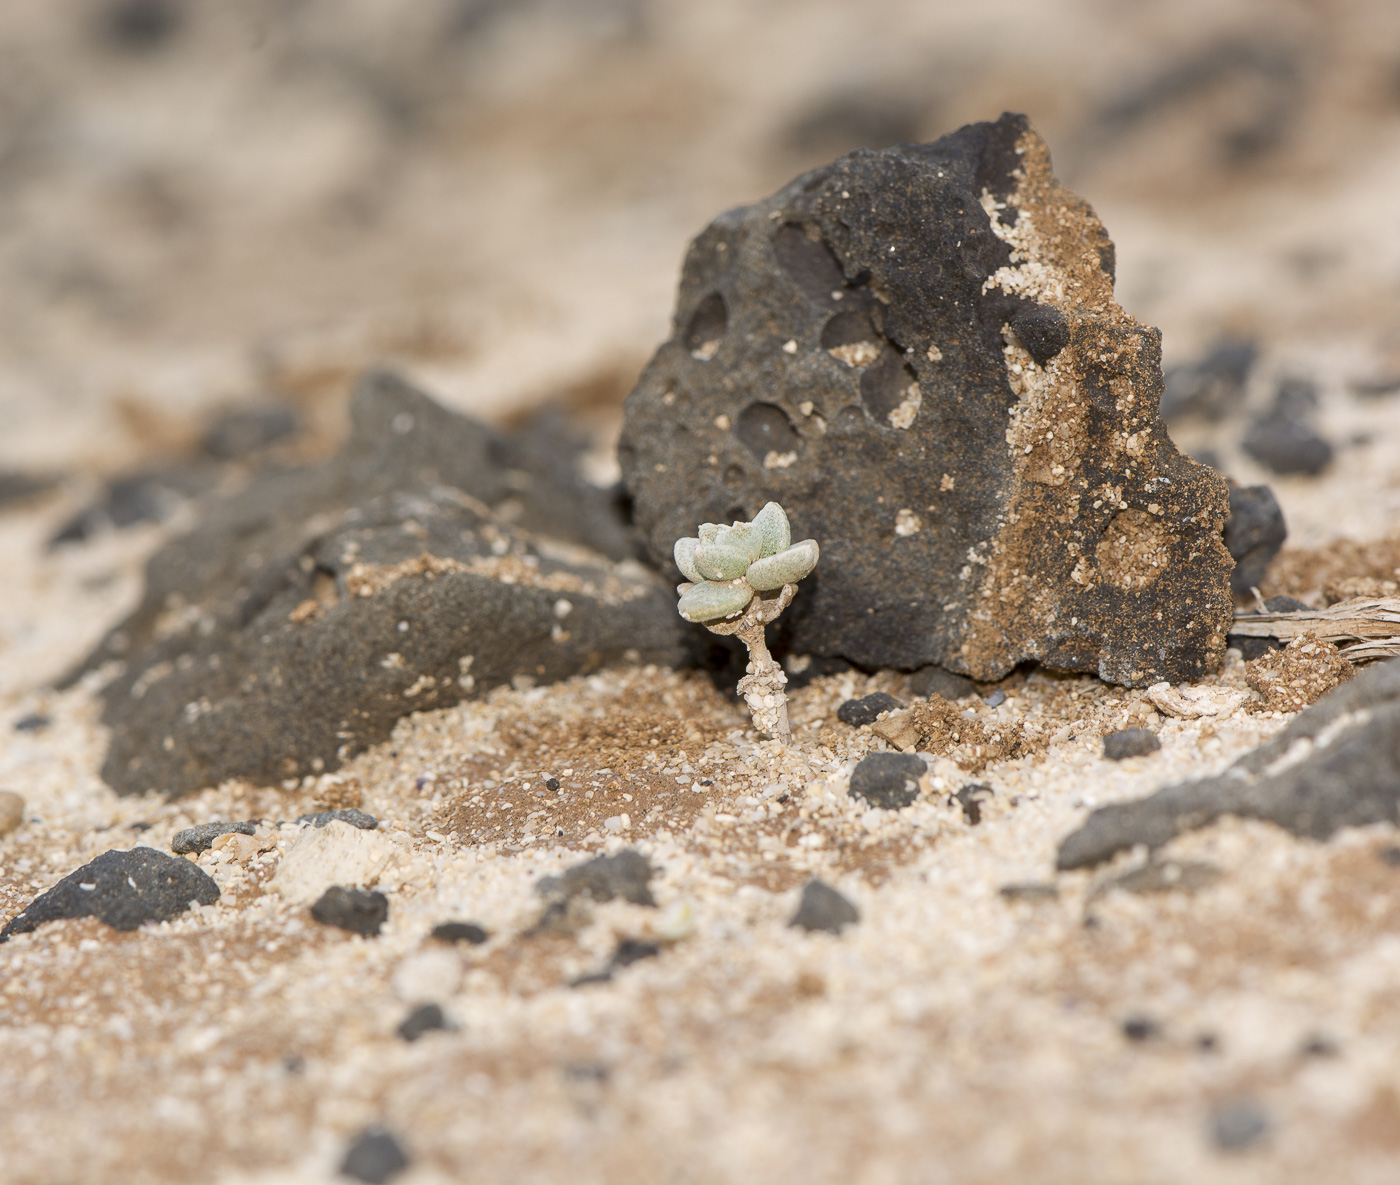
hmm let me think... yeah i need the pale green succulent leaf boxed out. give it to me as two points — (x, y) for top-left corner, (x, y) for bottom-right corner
(673, 537), (702, 583)
(677, 580), (754, 622)
(697, 523), (721, 545)
(745, 538), (819, 591)
(719, 521), (765, 562)
(752, 501), (791, 557)
(694, 543), (753, 582)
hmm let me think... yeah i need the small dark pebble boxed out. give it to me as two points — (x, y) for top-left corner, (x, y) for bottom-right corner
(128, 821), (153, 832)
(1299, 1033), (1339, 1058)
(200, 406), (298, 460)
(1099, 859), (1222, 897)
(1229, 634), (1282, 661)
(0, 471), (60, 509)
(1224, 484), (1288, 599)
(848, 751), (926, 810)
(1103, 728), (1161, 761)
(13, 713), (50, 733)
(311, 886), (389, 937)
(1264, 595), (1310, 613)
(1242, 403), (1333, 476)
(539, 848), (655, 907)
(1122, 1015), (1161, 1042)
(907, 665), (977, 700)
(0, 847), (220, 940)
(983, 688), (1007, 708)
(171, 820), (257, 855)
(1160, 338), (1256, 421)
(999, 881), (1059, 902)
(1196, 1032), (1220, 1053)
(1210, 1099), (1271, 1152)
(954, 782), (992, 825)
(282, 1053), (305, 1074)
(562, 1061), (610, 1082)
(396, 1002), (450, 1042)
(340, 1126), (410, 1184)
(544, 776), (560, 791)
(1352, 374), (1400, 398)
(297, 808), (379, 830)
(1378, 847), (1400, 868)
(611, 938), (661, 968)
(430, 920), (489, 945)
(790, 879), (859, 934)
(837, 692), (904, 727)
(570, 970), (615, 988)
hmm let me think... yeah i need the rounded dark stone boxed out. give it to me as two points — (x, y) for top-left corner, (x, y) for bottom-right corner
(1103, 728), (1161, 761)
(297, 809), (379, 831)
(311, 886), (389, 937)
(340, 1127), (410, 1184)
(836, 692), (903, 727)
(430, 920), (489, 945)
(0, 847), (220, 941)
(849, 751), (925, 810)
(789, 879), (859, 934)
(1210, 1099), (1271, 1152)
(397, 1003), (450, 1043)
(171, 820), (257, 855)
(907, 665), (976, 700)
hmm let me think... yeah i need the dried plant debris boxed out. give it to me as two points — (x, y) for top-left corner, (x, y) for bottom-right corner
(85, 370), (685, 797)
(1058, 657), (1400, 870)
(0, 848), (219, 940)
(1232, 598), (1400, 664)
(621, 112), (1233, 687)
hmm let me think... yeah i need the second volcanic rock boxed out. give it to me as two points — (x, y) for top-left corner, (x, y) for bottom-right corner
(620, 113), (1232, 686)
(80, 371), (686, 798)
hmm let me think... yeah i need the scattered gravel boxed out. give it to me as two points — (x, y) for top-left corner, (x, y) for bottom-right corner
(396, 1002), (450, 1042)
(296, 808), (379, 830)
(0, 790), (22, 837)
(429, 920), (489, 945)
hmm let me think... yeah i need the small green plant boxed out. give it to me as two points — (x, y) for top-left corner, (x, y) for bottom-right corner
(673, 502), (819, 742)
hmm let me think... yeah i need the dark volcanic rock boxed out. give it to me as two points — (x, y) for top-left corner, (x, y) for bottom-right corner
(1210, 1100), (1271, 1152)
(201, 406), (298, 460)
(170, 820), (257, 854)
(1159, 338), (1256, 422)
(539, 848), (656, 907)
(906, 665), (977, 700)
(397, 1002), (450, 1042)
(790, 879), (859, 933)
(1102, 727), (1160, 760)
(297, 809), (378, 831)
(620, 112), (1233, 687)
(79, 370), (686, 797)
(1229, 594), (1306, 660)
(1241, 378), (1333, 476)
(848, 751), (925, 809)
(430, 920), (489, 945)
(1224, 484), (1287, 600)
(49, 463), (220, 546)
(1058, 657), (1400, 870)
(0, 847), (219, 941)
(837, 692), (903, 727)
(340, 1127), (410, 1184)
(311, 886), (389, 936)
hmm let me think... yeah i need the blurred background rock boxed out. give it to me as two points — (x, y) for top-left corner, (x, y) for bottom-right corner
(1, 0), (1399, 488)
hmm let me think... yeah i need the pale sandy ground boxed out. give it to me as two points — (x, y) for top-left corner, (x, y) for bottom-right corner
(5, 1), (1400, 1182)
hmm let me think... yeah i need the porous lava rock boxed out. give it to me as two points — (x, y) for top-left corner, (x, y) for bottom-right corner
(1058, 657), (1400, 870)
(0, 847), (219, 940)
(80, 370), (686, 798)
(620, 112), (1232, 686)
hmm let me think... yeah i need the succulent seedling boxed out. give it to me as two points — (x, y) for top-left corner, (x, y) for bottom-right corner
(674, 502), (819, 742)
